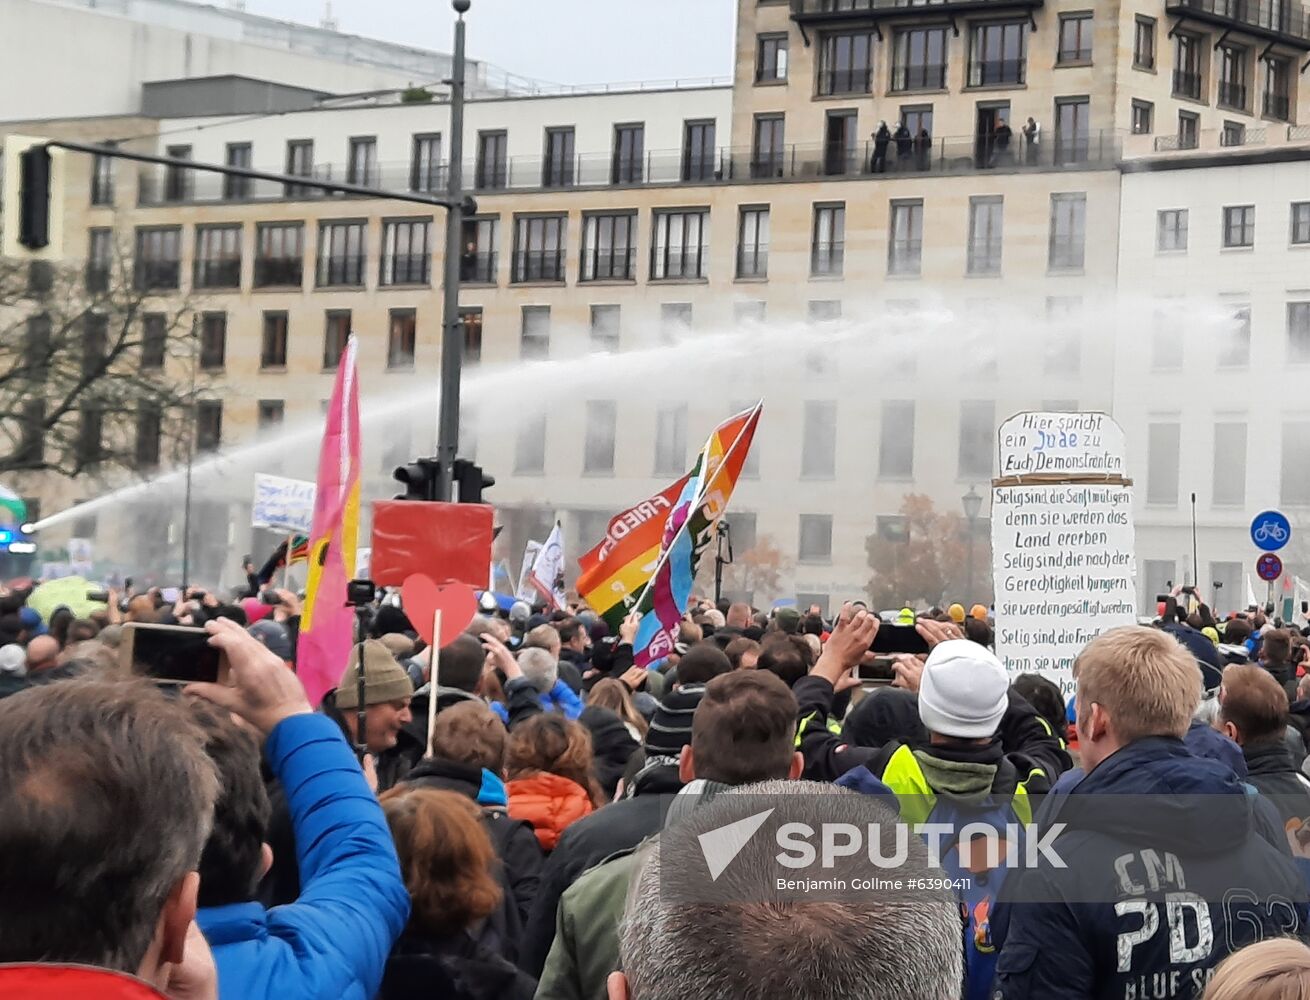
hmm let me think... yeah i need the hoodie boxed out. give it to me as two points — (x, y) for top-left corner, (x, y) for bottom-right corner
(402, 757), (544, 931)
(993, 737), (1310, 1000)
(577, 705), (639, 801)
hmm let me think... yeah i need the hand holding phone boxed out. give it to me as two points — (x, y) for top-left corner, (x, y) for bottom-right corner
(186, 618), (313, 735)
(870, 624), (931, 655)
(121, 623), (228, 685)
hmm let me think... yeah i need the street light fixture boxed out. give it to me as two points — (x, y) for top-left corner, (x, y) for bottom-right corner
(962, 485), (982, 602)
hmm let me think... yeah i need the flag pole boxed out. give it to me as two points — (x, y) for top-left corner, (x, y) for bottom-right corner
(627, 401), (762, 615)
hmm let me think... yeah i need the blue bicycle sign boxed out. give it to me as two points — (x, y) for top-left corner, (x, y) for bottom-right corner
(1251, 510), (1292, 552)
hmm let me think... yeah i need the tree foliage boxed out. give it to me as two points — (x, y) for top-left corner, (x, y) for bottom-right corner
(0, 244), (201, 482)
(718, 533), (791, 603)
(865, 493), (994, 610)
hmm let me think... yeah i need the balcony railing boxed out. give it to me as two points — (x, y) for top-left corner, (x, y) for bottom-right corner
(581, 249), (638, 281)
(134, 261), (180, 291)
(126, 131), (1123, 216)
(750, 152), (787, 179)
(512, 250), (566, 283)
(459, 250), (498, 283)
(888, 240), (923, 275)
(1173, 69), (1203, 99)
(316, 254), (366, 287)
(891, 63), (948, 91)
(611, 157), (644, 184)
(1218, 79), (1249, 109)
(1265, 92), (1291, 120)
(968, 58), (1026, 87)
(85, 263), (110, 293)
(811, 242), (845, 275)
(792, 0), (1044, 19)
(818, 68), (873, 95)
(1166, 0), (1310, 50)
(380, 253), (431, 286)
(254, 257), (303, 287)
(736, 249), (769, 279)
(193, 258), (242, 289)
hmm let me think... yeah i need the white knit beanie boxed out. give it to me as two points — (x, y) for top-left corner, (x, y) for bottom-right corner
(916, 639), (1009, 739)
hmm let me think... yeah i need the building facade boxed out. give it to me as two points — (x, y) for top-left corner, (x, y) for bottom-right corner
(0, 0), (486, 121)
(1118, 129), (1310, 613)
(4, 0), (1310, 608)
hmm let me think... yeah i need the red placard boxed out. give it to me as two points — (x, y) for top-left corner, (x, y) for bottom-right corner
(370, 500), (493, 589)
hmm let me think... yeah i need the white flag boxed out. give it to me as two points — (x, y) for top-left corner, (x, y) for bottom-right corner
(1245, 574), (1258, 611)
(516, 540), (543, 604)
(1296, 576), (1310, 625)
(529, 522), (567, 610)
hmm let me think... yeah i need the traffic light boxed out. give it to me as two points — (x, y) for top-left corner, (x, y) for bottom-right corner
(1, 135), (64, 259)
(19, 146), (51, 250)
(452, 459), (495, 504)
(393, 459), (440, 501)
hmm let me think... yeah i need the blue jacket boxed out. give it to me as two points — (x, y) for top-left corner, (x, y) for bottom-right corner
(198, 714), (410, 1000)
(491, 678), (583, 723)
(993, 737), (1309, 1000)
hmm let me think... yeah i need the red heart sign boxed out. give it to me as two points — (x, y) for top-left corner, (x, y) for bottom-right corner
(400, 573), (478, 648)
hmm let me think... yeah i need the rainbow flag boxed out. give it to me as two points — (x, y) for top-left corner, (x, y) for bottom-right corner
(287, 535), (310, 565)
(298, 335), (362, 705)
(630, 402), (762, 667)
(577, 474), (691, 631)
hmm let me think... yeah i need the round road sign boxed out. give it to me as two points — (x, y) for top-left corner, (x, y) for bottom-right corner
(1257, 553), (1284, 582)
(1251, 510), (1292, 552)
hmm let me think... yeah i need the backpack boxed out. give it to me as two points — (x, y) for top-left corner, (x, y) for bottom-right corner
(876, 745), (1035, 1000)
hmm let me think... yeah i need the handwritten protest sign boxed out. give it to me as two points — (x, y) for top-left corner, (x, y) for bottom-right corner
(252, 475), (316, 535)
(992, 412), (1136, 695)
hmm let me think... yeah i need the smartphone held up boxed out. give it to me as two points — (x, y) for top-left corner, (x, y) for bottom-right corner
(120, 623), (228, 686)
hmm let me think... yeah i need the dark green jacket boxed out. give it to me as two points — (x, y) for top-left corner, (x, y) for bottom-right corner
(534, 849), (637, 1000)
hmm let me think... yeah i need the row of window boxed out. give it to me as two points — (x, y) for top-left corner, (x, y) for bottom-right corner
(512, 396), (1000, 486)
(515, 294), (1087, 374)
(1144, 419), (1310, 510)
(97, 190), (1087, 297)
(1170, 29), (1293, 120)
(752, 15), (1292, 123)
(758, 19), (1038, 96)
(91, 122), (723, 206)
(1155, 203), (1310, 252)
(1150, 299), (1310, 371)
(97, 218), (438, 292)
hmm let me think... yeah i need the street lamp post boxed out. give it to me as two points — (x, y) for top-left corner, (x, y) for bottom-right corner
(434, 0), (471, 501)
(962, 484), (982, 602)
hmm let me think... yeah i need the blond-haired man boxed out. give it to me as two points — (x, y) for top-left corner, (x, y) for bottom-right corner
(994, 627), (1310, 1000)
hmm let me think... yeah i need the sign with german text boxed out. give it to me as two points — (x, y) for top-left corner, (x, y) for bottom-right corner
(992, 412), (1136, 696)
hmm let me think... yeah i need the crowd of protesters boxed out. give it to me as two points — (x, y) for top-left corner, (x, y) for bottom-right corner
(4, 570), (1310, 999)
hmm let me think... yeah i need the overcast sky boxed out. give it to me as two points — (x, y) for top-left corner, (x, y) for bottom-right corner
(248, 0), (736, 86)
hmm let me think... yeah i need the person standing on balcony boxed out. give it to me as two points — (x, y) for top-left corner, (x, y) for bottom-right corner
(871, 122), (891, 173)
(994, 118), (1013, 165)
(894, 120), (913, 166)
(914, 126), (932, 170)
(1022, 116), (1040, 164)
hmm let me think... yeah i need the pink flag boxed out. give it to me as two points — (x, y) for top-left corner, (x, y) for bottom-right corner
(297, 336), (362, 705)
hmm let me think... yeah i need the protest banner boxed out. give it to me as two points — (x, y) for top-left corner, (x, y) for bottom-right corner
(251, 475), (317, 536)
(992, 411), (1136, 695)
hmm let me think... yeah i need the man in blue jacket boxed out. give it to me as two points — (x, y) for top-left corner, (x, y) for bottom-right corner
(994, 626), (1310, 1000)
(188, 617), (409, 1000)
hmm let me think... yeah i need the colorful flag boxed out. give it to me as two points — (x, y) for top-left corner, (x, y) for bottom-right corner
(298, 336), (362, 705)
(516, 540), (543, 604)
(529, 522), (567, 610)
(630, 402), (762, 667)
(287, 536), (310, 565)
(576, 474), (691, 631)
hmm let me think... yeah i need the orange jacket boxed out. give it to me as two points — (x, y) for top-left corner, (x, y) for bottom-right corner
(507, 772), (594, 851)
